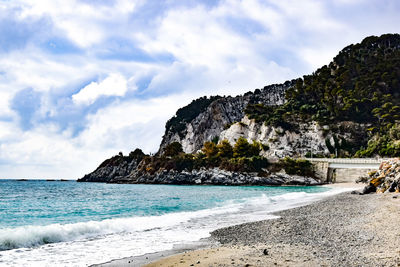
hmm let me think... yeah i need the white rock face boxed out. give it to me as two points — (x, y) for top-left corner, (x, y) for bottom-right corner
(159, 82), (291, 154)
(219, 116), (330, 158)
(159, 81), (369, 157)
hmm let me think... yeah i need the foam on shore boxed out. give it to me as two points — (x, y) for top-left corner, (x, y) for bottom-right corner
(1, 186), (353, 267)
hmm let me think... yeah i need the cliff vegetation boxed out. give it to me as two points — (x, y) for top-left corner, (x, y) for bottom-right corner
(79, 34), (400, 184)
(245, 34), (400, 157)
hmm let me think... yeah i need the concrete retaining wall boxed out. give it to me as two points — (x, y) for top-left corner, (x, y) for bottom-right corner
(329, 168), (375, 183)
(307, 158), (384, 183)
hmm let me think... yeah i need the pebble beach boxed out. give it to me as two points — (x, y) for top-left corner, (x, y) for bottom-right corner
(142, 190), (400, 267)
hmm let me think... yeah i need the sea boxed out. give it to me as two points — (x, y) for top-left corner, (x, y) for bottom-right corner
(0, 180), (350, 267)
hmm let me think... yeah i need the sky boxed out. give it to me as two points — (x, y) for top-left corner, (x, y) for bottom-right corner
(0, 0), (399, 179)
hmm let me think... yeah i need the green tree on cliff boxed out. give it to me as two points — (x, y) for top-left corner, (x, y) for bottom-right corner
(164, 142), (183, 157)
(217, 139), (233, 158)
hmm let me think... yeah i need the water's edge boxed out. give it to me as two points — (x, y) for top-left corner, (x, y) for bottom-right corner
(95, 186), (357, 267)
(95, 238), (214, 267)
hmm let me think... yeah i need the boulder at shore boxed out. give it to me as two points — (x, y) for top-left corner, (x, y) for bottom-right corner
(363, 158), (400, 194)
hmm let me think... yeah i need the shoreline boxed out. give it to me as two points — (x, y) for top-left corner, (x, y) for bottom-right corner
(143, 188), (400, 266)
(97, 183), (367, 267)
(93, 239), (215, 267)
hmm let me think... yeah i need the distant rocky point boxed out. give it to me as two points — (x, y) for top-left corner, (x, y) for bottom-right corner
(79, 34), (400, 185)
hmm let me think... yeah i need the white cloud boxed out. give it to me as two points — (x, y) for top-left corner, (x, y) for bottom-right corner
(77, 94), (188, 152)
(15, 0), (140, 48)
(0, 0), (399, 178)
(0, 122), (108, 179)
(72, 73), (129, 105)
(0, 93), (193, 179)
(0, 50), (92, 92)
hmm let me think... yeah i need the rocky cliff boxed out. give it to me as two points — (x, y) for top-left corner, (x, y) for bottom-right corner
(78, 34), (400, 184)
(160, 92), (370, 159)
(159, 82), (292, 154)
(79, 149), (145, 183)
(159, 34), (400, 158)
(104, 167), (320, 186)
(220, 117), (370, 158)
(79, 161), (321, 185)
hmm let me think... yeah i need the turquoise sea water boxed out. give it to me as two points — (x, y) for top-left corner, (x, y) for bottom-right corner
(0, 180), (346, 266)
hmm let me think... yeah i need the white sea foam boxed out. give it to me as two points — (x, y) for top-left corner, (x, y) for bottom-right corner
(0, 204), (240, 251)
(0, 187), (351, 267)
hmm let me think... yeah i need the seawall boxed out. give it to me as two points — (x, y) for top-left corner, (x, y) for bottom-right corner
(308, 158), (385, 183)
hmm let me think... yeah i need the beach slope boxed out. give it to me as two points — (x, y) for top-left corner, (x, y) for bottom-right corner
(145, 192), (400, 266)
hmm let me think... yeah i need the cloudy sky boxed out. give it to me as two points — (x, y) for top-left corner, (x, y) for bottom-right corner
(0, 0), (398, 179)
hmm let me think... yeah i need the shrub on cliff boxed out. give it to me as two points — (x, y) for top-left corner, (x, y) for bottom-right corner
(245, 34), (400, 157)
(201, 141), (220, 166)
(164, 142), (184, 157)
(356, 123), (400, 157)
(129, 148), (145, 160)
(202, 141), (218, 158)
(164, 96), (221, 136)
(233, 137), (261, 158)
(174, 154), (195, 171)
(139, 137), (269, 174)
(280, 157), (314, 177)
(217, 139), (233, 158)
(220, 156), (268, 172)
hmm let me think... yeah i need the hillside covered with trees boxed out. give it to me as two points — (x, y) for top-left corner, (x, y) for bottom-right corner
(79, 34), (400, 184)
(245, 34), (400, 157)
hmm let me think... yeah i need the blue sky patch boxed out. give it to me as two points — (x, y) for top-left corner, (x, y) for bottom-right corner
(11, 88), (42, 130)
(41, 37), (82, 54)
(96, 38), (175, 63)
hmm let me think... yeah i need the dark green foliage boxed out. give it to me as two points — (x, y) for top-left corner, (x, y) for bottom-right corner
(173, 154), (195, 171)
(139, 154), (195, 173)
(98, 155), (125, 168)
(163, 142), (183, 157)
(245, 103), (294, 130)
(99, 149), (146, 168)
(280, 157), (314, 177)
(261, 143), (269, 151)
(233, 137), (251, 158)
(165, 96), (221, 136)
(249, 141), (262, 156)
(356, 123), (400, 157)
(304, 152), (325, 158)
(325, 138), (335, 154)
(245, 99), (329, 131)
(287, 34), (400, 126)
(233, 137), (261, 158)
(211, 136), (219, 144)
(129, 148), (145, 159)
(245, 34), (400, 157)
(139, 138), (268, 174)
(220, 156), (268, 172)
(202, 141), (219, 164)
(217, 140), (233, 158)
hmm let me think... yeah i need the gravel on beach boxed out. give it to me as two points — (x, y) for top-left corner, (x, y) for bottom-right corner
(143, 192), (400, 267)
(210, 192), (400, 266)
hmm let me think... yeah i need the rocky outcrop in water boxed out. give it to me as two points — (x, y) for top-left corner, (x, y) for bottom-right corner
(80, 166), (321, 186)
(362, 158), (400, 194)
(79, 34), (400, 184)
(79, 149), (145, 183)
